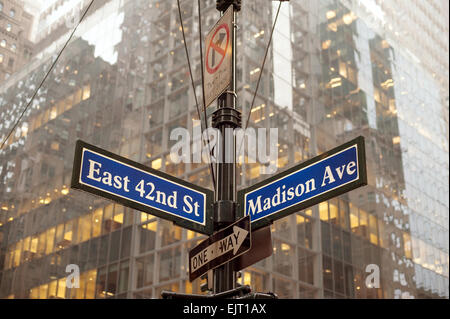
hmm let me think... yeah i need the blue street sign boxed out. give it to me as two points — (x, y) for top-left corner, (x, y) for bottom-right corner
(71, 140), (214, 235)
(238, 136), (367, 230)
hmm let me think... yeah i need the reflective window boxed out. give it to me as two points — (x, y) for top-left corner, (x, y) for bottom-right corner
(0, 0), (448, 300)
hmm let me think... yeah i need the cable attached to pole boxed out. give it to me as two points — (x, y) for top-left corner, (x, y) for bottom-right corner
(0, 0), (95, 150)
(176, 0), (201, 123)
(198, 0), (217, 190)
(176, 0), (216, 191)
(237, 1), (283, 157)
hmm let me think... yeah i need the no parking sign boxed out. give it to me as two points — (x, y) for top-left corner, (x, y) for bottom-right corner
(204, 5), (233, 108)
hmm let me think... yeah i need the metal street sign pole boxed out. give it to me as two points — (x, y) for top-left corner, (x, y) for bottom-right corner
(212, 0), (241, 294)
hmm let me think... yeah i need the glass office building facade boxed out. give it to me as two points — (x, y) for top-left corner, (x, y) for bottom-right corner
(0, 0), (448, 299)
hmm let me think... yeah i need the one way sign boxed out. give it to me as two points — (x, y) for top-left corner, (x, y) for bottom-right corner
(189, 216), (251, 282)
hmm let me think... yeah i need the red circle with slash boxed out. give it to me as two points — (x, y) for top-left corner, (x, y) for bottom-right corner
(206, 23), (230, 74)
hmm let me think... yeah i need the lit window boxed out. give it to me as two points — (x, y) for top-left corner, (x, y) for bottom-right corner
(339, 61), (347, 78)
(29, 288), (39, 299)
(326, 10), (336, 19)
(0, 2), (3, 11)
(296, 215), (305, 224)
(49, 106), (57, 120)
(0, 39), (6, 47)
(359, 209), (368, 238)
(65, 94), (74, 110)
(45, 227), (55, 255)
(329, 77), (342, 88)
(37, 233), (46, 257)
(186, 230), (198, 239)
(73, 88), (82, 105)
(329, 202), (338, 222)
(113, 211), (124, 224)
(6, 23), (11, 32)
(82, 84), (90, 100)
(11, 44), (16, 52)
(85, 269), (97, 299)
(322, 40), (331, 50)
(328, 22), (338, 32)
(50, 142), (59, 151)
(152, 158), (162, 170)
(250, 67), (260, 75)
(369, 215), (378, 245)
(75, 273), (86, 299)
(63, 221), (73, 243)
(343, 13), (353, 25)
(143, 220), (157, 232)
(249, 165), (260, 179)
(349, 204), (359, 232)
(92, 208), (103, 237)
(243, 272), (251, 286)
(0, 54), (3, 63)
(254, 30), (264, 38)
(39, 284), (48, 299)
(30, 236), (38, 254)
(140, 212), (150, 223)
(21, 122), (28, 137)
(319, 202), (329, 221)
(57, 278), (66, 299)
(79, 214), (92, 242)
(277, 155), (288, 169)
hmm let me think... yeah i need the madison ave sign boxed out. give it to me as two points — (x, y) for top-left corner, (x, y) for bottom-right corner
(238, 136), (367, 231)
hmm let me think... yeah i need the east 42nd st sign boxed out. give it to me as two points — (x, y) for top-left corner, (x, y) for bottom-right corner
(71, 140), (214, 235)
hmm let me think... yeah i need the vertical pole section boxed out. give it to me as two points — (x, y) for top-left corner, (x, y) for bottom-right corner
(212, 1), (241, 294)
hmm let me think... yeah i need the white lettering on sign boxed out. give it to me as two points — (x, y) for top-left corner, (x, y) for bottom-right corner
(85, 159), (201, 216)
(183, 195), (200, 216)
(87, 160), (130, 191)
(190, 226), (249, 272)
(246, 159), (358, 217)
(246, 178), (316, 216)
(321, 161), (357, 186)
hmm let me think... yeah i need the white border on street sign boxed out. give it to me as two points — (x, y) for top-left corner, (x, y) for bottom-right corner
(79, 147), (207, 226)
(244, 144), (360, 222)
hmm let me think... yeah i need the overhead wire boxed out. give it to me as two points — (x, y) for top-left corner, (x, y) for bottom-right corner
(237, 1), (283, 159)
(197, 0), (217, 190)
(176, 0), (216, 190)
(0, 0), (96, 150)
